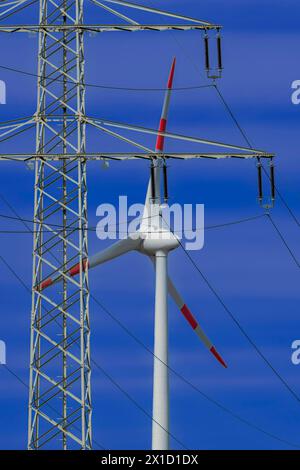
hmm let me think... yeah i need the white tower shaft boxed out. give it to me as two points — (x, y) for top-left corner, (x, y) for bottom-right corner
(152, 250), (169, 450)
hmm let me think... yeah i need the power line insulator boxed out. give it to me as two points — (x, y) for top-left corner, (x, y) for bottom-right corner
(163, 163), (169, 203)
(257, 159), (263, 203)
(270, 159), (275, 201)
(258, 158), (276, 210)
(150, 161), (156, 201)
(203, 30), (222, 80)
(217, 33), (223, 71)
(204, 33), (210, 72)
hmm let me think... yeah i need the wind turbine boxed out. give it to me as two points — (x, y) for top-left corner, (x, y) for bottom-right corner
(37, 58), (227, 450)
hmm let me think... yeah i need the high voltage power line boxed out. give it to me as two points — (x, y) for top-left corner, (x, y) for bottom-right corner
(267, 214), (300, 271)
(0, 63), (214, 92)
(1, 0), (299, 451)
(0, 230), (188, 449)
(1, 194), (300, 449)
(0, 210), (267, 233)
(2, 242), (300, 450)
(3, 50), (298, 232)
(213, 83), (300, 230)
(163, 215), (300, 405)
(154, 15), (300, 232)
(0, 172), (190, 449)
(1, 364), (107, 450)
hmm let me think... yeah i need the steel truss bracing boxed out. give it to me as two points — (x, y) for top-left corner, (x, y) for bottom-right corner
(0, 152), (274, 161)
(0, 23), (219, 32)
(0, 0), (274, 450)
(27, 0), (91, 450)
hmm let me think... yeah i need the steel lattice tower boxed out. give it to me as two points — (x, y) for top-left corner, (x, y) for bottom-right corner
(28, 0), (91, 449)
(0, 0), (275, 450)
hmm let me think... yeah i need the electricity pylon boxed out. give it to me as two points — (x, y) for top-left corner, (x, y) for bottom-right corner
(0, 0), (274, 449)
(29, 0), (90, 450)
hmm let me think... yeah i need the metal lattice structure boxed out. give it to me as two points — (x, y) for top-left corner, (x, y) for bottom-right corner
(0, 0), (274, 450)
(28, 0), (91, 449)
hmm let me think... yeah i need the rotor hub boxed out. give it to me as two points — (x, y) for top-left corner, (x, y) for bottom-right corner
(138, 227), (180, 255)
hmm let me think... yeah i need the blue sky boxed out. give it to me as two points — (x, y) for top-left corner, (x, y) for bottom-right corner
(0, 0), (300, 450)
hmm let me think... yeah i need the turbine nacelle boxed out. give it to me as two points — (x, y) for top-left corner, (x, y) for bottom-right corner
(138, 227), (180, 255)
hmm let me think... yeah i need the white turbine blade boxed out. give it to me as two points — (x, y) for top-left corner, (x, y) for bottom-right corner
(88, 235), (141, 269)
(168, 275), (227, 368)
(36, 236), (141, 291)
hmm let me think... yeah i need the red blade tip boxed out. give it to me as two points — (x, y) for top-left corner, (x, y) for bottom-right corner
(210, 346), (227, 368)
(167, 57), (176, 89)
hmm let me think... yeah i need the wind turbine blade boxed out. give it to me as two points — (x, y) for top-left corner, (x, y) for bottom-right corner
(88, 235), (140, 268)
(155, 57), (176, 153)
(142, 58), (176, 229)
(36, 236), (141, 291)
(167, 275), (227, 368)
